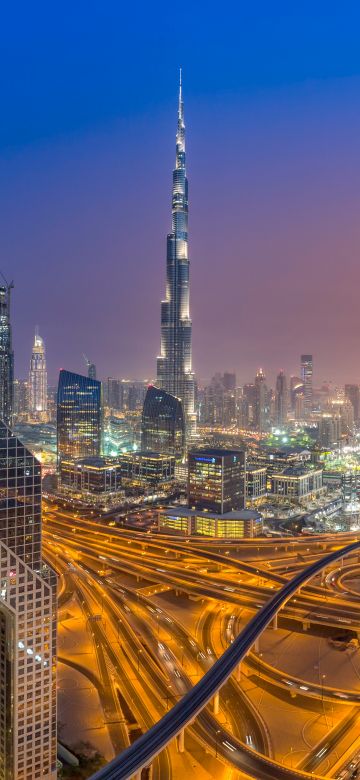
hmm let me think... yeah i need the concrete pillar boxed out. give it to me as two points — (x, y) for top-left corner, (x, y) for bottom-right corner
(272, 613), (278, 630)
(134, 771), (142, 780)
(178, 729), (185, 753)
(213, 690), (220, 715)
(236, 663), (241, 682)
(302, 621), (309, 631)
(254, 636), (260, 653)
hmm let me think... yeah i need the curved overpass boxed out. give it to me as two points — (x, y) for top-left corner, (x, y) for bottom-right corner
(89, 539), (360, 780)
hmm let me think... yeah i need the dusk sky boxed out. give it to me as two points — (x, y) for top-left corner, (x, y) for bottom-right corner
(2, 2), (360, 386)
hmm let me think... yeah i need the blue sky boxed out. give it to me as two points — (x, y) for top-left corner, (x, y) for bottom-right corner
(2, 2), (360, 384)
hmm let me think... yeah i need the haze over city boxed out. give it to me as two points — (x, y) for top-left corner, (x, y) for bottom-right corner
(2, 2), (360, 384)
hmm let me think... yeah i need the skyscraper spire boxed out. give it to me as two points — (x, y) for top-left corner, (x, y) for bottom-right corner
(156, 72), (196, 444)
(178, 67), (183, 120)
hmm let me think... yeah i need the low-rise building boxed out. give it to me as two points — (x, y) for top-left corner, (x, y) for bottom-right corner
(246, 465), (267, 501)
(119, 451), (175, 486)
(159, 506), (263, 538)
(270, 467), (323, 502)
(59, 456), (124, 505)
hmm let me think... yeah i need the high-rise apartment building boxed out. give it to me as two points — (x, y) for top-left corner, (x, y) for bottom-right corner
(254, 369), (269, 433)
(141, 385), (185, 457)
(223, 372), (236, 392)
(300, 354), (313, 418)
(0, 281), (14, 427)
(13, 379), (29, 423)
(242, 383), (256, 428)
(156, 72), (196, 440)
(345, 384), (360, 424)
(84, 356), (96, 380)
(29, 328), (48, 420)
(106, 378), (123, 411)
(188, 448), (246, 513)
(275, 370), (288, 427)
(0, 421), (57, 779)
(57, 370), (102, 462)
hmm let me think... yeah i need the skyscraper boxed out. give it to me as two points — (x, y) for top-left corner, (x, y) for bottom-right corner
(275, 370), (288, 427)
(345, 384), (360, 424)
(156, 71), (196, 440)
(0, 420), (57, 779)
(84, 355), (97, 380)
(188, 448), (246, 513)
(57, 370), (102, 462)
(141, 385), (185, 457)
(254, 369), (269, 433)
(29, 328), (48, 420)
(301, 354), (313, 418)
(0, 280), (14, 427)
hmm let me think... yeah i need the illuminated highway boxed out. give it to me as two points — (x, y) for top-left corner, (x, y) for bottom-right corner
(44, 504), (360, 780)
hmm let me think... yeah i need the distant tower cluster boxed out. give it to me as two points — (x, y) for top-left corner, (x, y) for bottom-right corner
(29, 327), (48, 420)
(156, 71), (196, 444)
(0, 280), (14, 427)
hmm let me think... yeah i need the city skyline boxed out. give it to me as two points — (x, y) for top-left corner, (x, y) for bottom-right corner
(2, 6), (360, 385)
(4, 7), (360, 780)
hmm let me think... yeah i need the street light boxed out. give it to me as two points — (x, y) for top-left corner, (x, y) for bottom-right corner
(215, 729), (221, 758)
(137, 648), (143, 672)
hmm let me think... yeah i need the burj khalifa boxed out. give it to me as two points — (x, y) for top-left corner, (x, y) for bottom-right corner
(156, 71), (196, 438)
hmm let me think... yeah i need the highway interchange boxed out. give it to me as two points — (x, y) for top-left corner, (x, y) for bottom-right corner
(44, 502), (360, 780)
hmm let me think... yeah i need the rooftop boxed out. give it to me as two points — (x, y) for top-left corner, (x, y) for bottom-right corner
(273, 466), (323, 478)
(162, 506), (262, 521)
(189, 448), (244, 458)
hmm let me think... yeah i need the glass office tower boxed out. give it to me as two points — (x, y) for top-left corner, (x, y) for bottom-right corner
(156, 72), (196, 440)
(0, 282), (14, 427)
(0, 421), (57, 780)
(188, 448), (246, 514)
(141, 385), (185, 457)
(57, 370), (102, 462)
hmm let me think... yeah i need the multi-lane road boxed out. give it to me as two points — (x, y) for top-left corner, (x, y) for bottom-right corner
(44, 503), (360, 780)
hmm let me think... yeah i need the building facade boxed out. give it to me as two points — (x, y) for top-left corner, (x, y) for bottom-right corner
(156, 72), (196, 440)
(141, 385), (185, 457)
(246, 465), (267, 501)
(59, 456), (123, 504)
(188, 448), (246, 513)
(57, 370), (102, 462)
(270, 466), (323, 501)
(0, 421), (57, 780)
(0, 282), (14, 428)
(119, 451), (175, 486)
(29, 329), (48, 420)
(159, 507), (263, 538)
